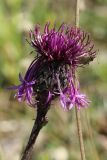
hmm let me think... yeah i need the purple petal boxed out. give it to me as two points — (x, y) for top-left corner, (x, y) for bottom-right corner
(46, 91), (53, 104)
(7, 85), (21, 90)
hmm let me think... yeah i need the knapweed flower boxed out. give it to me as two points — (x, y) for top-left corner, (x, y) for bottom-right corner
(10, 22), (96, 110)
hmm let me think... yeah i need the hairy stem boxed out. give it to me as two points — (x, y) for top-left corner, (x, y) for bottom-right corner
(21, 102), (49, 160)
(75, 0), (86, 160)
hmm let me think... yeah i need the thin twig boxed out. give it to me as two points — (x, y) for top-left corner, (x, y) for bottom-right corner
(75, 107), (86, 160)
(75, 0), (79, 27)
(75, 0), (86, 160)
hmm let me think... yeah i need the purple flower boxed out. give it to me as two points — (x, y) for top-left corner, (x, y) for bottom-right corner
(9, 22), (96, 110)
(30, 22), (96, 66)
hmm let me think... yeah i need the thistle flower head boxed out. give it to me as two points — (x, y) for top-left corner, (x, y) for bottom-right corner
(30, 22), (96, 66)
(10, 22), (96, 110)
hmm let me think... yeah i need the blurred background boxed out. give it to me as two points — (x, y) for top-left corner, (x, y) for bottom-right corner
(0, 0), (107, 159)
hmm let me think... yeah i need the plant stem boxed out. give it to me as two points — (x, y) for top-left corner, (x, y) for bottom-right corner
(75, 107), (86, 160)
(75, 0), (79, 27)
(75, 0), (86, 160)
(21, 98), (50, 160)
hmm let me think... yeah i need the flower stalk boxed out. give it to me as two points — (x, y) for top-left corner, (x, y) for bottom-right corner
(21, 92), (50, 160)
